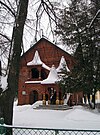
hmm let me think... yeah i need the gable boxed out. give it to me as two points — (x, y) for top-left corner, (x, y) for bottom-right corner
(20, 38), (76, 69)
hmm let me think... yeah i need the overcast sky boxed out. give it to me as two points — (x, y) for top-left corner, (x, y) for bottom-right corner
(22, 0), (72, 54)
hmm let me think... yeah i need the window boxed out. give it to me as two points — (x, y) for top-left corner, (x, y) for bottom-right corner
(31, 68), (39, 79)
(41, 69), (47, 79)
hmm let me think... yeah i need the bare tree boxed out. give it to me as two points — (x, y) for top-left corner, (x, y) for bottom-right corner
(0, 0), (60, 126)
(0, 0), (29, 126)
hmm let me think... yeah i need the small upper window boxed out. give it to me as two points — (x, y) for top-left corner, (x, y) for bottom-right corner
(41, 69), (47, 79)
(31, 68), (39, 79)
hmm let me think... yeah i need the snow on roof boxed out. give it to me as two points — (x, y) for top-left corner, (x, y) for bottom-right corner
(27, 50), (42, 66)
(25, 81), (42, 84)
(41, 65), (59, 84)
(56, 56), (70, 72)
(25, 65), (59, 84)
(27, 50), (50, 70)
(42, 63), (50, 71)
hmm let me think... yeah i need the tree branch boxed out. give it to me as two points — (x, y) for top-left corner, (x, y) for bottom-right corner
(0, 33), (11, 42)
(0, 1), (16, 17)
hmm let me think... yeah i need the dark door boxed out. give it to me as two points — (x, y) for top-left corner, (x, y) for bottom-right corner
(29, 90), (38, 105)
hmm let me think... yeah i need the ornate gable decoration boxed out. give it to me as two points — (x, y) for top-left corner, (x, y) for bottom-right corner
(56, 56), (70, 73)
(41, 65), (59, 84)
(27, 50), (42, 66)
(27, 50), (50, 70)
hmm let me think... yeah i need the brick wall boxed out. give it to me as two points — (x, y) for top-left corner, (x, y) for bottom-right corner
(18, 38), (76, 105)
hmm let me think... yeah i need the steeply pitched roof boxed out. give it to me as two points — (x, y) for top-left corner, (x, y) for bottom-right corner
(21, 37), (76, 70)
(41, 65), (59, 84)
(56, 56), (70, 72)
(27, 50), (50, 70)
(21, 38), (73, 59)
(27, 50), (42, 66)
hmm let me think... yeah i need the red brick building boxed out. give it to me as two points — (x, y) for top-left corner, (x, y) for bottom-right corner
(18, 38), (83, 105)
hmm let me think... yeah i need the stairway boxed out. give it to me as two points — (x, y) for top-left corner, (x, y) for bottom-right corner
(34, 104), (72, 110)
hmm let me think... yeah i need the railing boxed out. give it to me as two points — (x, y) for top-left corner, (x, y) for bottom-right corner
(0, 124), (100, 135)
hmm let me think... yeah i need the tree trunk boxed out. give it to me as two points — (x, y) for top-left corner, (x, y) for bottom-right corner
(0, 0), (29, 126)
(92, 93), (95, 109)
(87, 93), (92, 108)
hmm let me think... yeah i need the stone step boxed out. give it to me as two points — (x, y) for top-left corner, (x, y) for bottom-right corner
(34, 105), (73, 110)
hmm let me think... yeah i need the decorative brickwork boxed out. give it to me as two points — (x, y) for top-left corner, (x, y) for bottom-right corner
(18, 38), (82, 105)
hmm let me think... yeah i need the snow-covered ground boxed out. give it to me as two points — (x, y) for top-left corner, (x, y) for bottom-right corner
(13, 101), (100, 130)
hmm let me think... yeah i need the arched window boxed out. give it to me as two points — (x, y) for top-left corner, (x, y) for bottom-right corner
(31, 68), (39, 79)
(41, 69), (47, 79)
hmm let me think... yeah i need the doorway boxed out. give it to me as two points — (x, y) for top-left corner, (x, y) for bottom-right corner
(29, 90), (38, 105)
